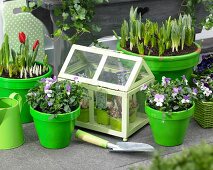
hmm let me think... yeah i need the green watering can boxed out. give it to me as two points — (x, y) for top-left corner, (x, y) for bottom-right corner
(0, 93), (24, 150)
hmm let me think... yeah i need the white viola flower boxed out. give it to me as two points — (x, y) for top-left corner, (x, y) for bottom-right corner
(161, 76), (171, 86)
(203, 88), (212, 97)
(172, 93), (177, 98)
(154, 94), (165, 107)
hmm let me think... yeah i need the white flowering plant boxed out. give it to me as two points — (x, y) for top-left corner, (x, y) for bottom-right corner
(27, 76), (83, 114)
(193, 74), (213, 102)
(141, 76), (197, 112)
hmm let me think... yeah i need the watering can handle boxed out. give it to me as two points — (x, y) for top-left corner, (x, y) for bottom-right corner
(9, 93), (22, 112)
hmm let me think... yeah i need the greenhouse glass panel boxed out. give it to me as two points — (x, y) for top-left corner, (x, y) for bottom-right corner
(64, 50), (102, 79)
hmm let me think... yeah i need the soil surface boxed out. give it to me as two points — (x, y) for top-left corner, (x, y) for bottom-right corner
(124, 41), (198, 56)
(1, 68), (49, 79)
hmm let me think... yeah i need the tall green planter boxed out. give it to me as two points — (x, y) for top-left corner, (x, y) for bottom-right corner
(110, 116), (122, 131)
(30, 106), (80, 149)
(145, 104), (194, 146)
(0, 65), (52, 123)
(0, 93), (24, 150)
(117, 42), (201, 82)
(77, 108), (89, 123)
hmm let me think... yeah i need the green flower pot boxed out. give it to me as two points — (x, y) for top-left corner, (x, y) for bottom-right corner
(30, 106), (80, 149)
(0, 93), (24, 150)
(77, 108), (89, 123)
(0, 64), (52, 124)
(129, 106), (138, 123)
(96, 109), (109, 125)
(117, 42), (201, 82)
(145, 104), (194, 146)
(110, 116), (122, 132)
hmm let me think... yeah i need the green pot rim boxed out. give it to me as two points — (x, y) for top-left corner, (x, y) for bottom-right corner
(30, 106), (80, 122)
(145, 103), (195, 120)
(117, 41), (201, 61)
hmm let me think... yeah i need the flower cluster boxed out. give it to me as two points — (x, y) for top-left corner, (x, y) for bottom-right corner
(193, 74), (213, 102)
(142, 76), (196, 112)
(27, 77), (83, 114)
(194, 53), (213, 76)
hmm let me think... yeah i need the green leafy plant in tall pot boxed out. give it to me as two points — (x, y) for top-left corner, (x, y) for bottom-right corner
(27, 77), (83, 149)
(142, 76), (197, 146)
(115, 7), (201, 82)
(0, 33), (52, 123)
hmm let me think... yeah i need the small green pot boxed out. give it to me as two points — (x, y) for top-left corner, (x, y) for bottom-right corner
(110, 116), (122, 131)
(0, 93), (24, 150)
(129, 106), (138, 123)
(0, 64), (52, 123)
(30, 106), (80, 149)
(117, 42), (201, 82)
(145, 104), (194, 146)
(96, 109), (109, 125)
(77, 108), (89, 123)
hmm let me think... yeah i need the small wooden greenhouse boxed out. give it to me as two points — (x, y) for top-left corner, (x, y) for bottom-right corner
(58, 44), (155, 141)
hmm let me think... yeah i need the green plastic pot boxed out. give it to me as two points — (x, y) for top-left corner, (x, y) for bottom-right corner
(110, 116), (122, 131)
(0, 64), (52, 124)
(96, 109), (109, 125)
(0, 93), (24, 150)
(117, 42), (201, 82)
(77, 108), (89, 123)
(145, 104), (194, 146)
(30, 106), (80, 149)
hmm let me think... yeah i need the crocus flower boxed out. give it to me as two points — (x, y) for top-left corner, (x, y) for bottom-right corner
(140, 84), (147, 91)
(181, 95), (190, 104)
(33, 40), (39, 51)
(154, 94), (165, 107)
(162, 76), (171, 86)
(19, 32), (26, 44)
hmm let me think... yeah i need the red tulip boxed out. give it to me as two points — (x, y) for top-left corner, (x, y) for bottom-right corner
(33, 40), (39, 51)
(19, 32), (26, 44)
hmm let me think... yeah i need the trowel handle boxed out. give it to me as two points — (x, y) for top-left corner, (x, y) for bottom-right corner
(76, 130), (109, 149)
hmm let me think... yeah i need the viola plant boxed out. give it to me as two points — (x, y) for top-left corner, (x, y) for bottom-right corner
(114, 7), (196, 56)
(193, 74), (213, 102)
(194, 53), (213, 77)
(0, 33), (49, 79)
(27, 77), (83, 115)
(142, 76), (197, 112)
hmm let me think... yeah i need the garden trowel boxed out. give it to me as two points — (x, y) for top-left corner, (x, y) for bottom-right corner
(75, 130), (155, 152)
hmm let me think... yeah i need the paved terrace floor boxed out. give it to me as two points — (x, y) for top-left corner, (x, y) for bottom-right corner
(0, 119), (212, 170)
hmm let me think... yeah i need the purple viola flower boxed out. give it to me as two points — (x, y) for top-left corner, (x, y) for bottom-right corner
(181, 95), (190, 104)
(44, 84), (51, 91)
(66, 84), (71, 95)
(140, 84), (148, 91)
(178, 86), (182, 92)
(173, 87), (179, 93)
(162, 76), (171, 86)
(192, 88), (198, 95)
(154, 94), (165, 107)
(52, 76), (57, 82)
(45, 95), (48, 99)
(73, 76), (79, 83)
(48, 101), (53, 106)
(40, 78), (46, 83)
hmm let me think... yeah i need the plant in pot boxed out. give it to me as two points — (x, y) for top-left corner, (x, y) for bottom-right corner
(0, 33), (52, 123)
(142, 76), (197, 146)
(129, 95), (139, 123)
(27, 77), (83, 149)
(77, 93), (90, 123)
(95, 92), (109, 125)
(109, 97), (122, 132)
(193, 74), (213, 128)
(115, 7), (201, 82)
